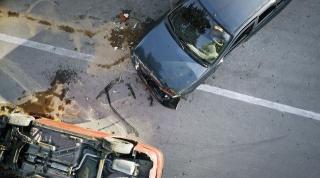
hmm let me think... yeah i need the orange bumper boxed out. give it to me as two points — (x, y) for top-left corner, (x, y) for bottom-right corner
(134, 143), (164, 178)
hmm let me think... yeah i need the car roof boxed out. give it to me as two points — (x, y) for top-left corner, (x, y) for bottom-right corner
(199, 0), (273, 34)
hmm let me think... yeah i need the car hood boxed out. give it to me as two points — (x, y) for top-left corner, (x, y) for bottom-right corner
(134, 21), (207, 94)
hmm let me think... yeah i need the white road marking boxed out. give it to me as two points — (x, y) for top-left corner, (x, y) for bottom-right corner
(197, 85), (320, 121)
(0, 95), (9, 104)
(1, 32), (319, 121)
(0, 33), (94, 62)
(0, 59), (43, 93)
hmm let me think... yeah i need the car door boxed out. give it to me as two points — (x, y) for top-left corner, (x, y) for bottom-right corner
(227, 0), (290, 52)
(210, 20), (256, 73)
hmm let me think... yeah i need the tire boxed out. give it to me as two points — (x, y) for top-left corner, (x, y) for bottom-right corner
(7, 113), (35, 127)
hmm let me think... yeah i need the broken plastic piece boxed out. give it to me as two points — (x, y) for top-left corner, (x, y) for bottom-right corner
(96, 78), (139, 136)
(126, 83), (136, 99)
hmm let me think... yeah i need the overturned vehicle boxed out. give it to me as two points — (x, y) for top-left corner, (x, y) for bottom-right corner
(0, 113), (163, 178)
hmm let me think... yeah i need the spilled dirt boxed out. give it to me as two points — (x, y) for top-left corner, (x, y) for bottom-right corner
(0, 104), (23, 116)
(83, 30), (96, 38)
(7, 11), (19, 17)
(49, 68), (78, 86)
(0, 9), (98, 39)
(58, 25), (75, 33)
(97, 53), (130, 69)
(38, 20), (51, 26)
(94, 17), (156, 70)
(17, 82), (70, 120)
(15, 69), (80, 120)
(108, 27), (139, 48)
(1, 8), (157, 71)
(108, 17), (156, 49)
(25, 16), (37, 21)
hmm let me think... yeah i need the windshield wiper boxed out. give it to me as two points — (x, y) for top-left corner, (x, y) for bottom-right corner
(177, 36), (186, 50)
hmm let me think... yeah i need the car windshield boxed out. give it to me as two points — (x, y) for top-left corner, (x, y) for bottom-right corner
(169, 1), (231, 64)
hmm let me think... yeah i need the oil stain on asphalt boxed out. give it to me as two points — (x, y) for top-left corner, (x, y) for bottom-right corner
(97, 53), (130, 69)
(16, 68), (79, 120)
(0, 9), (98, 38)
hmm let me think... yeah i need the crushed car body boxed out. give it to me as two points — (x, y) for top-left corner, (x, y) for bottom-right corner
(132, 0), (291, 109)
(0, 113), (164, 178)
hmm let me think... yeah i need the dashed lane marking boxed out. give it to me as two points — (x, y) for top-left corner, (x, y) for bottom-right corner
(0, 33), (94, 62)
(198, 85), (320, 121)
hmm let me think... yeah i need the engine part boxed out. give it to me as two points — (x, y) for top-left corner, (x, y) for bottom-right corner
(103, 137), (134, 154)
(111, 159), (138, 176)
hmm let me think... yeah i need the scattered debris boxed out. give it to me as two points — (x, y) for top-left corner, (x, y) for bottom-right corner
(108, 25), (141, 48)
(97, 54), (130, 69)
(7, 11), (19, 17)
(50, 68), (78, 86)
(96, 77), (124, 100)
(83, 30), (96, 38)
(96, 77), (139, 136)
(118, 10), (131, 23)
(38, 20), (52, 26)
(58, 25), (75, 33)
(148, 95), (154, 106)
(108, 17), (155, 49)
(25, 16), (37, 21)
(126, 83), (136, 99)
(0, 103), (23, 116)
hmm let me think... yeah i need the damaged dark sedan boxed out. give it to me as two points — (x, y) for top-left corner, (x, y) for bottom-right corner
(132, 0), (291, 108)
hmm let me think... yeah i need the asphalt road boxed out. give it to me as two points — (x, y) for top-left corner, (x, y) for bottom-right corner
(0, 0), (320, 177)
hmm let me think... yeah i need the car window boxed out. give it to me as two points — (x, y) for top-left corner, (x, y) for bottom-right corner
(169, 1), (231, 64)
